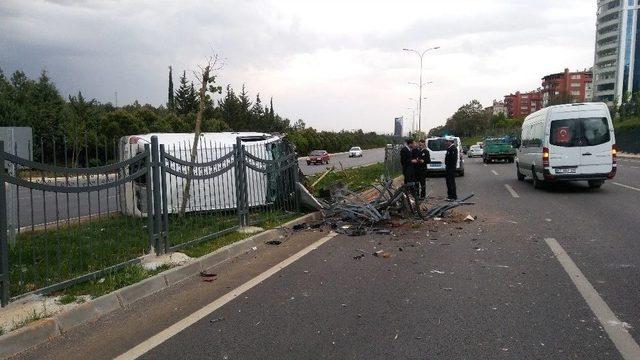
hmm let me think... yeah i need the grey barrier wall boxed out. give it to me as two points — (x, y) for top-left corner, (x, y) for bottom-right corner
(0, 135), (300, 307)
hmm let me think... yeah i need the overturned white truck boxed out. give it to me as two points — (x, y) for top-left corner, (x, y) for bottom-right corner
(118, 132), (290, 217)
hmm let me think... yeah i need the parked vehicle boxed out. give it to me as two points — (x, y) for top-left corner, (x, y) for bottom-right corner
(468, 144), (484, 158)
(349, 146), (363, 157)
(119, 132), (283, 216)
(462, 145), (469, 155)
(425, 136), (464, 176)
(307, 150), (330, 165)
(483, 137), (516, 163)
(516, 102), (617, 189)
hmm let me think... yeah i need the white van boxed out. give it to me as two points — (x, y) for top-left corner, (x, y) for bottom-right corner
(119, 132), (283, 217)
(516, 103), (617, 189)
(425, 136), (464, 176)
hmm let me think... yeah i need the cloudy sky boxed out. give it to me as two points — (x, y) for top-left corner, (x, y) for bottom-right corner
(0, 0), (596, 134)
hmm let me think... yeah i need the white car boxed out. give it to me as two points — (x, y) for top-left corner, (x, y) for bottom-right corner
(468, 145), (484, 158)
(349, 146), (363, 157)
(425, 136), (464, 176)
(516, 102), (617, 189)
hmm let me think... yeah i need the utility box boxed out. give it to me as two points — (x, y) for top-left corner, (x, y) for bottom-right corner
(0, 127), (33, 161)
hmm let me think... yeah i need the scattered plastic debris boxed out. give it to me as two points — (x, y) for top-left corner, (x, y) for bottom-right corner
(464, 215), (475, 222)
(430, 270), (445, 274)
(210, 317), (225, 323)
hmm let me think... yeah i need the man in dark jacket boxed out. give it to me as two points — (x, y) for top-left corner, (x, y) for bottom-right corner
(444, 138), (458, 201)
(413, 139), (430, 199)
(400, 139), (417, 184)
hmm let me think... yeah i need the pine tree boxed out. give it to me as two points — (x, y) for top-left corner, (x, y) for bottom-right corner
(269, 97), (274, 119)
(167, 66), (175, 111)
(175, 71), (198, 115)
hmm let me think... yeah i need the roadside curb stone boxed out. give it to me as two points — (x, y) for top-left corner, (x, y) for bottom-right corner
(0, 318), (60, 359)
(0, 211), (320, 359)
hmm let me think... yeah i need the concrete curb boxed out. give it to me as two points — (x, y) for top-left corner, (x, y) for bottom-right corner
(0, 211), (322, 359)
(619, 152), (640, 159)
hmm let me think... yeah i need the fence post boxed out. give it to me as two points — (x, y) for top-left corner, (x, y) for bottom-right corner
(150, 136), (163, 255)
(234, 138), (249, 227)
(144, 143), (154, 255)
(0, 141), (10, 307)
(292, 152), (301, 213)
(159, 144), (169, 254)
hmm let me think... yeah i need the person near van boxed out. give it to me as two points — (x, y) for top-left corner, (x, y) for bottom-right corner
(444, 138), (458, 201)
(400, 139), (418, 184)
(414, 139), (430, 199)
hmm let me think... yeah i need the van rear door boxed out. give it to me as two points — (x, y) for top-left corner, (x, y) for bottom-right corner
(548, 117), (583, 175)
(578, 117), (613, 174)
(548, 112), (613, 176)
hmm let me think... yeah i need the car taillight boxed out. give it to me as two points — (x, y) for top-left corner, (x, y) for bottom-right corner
(542, 147), (550, 168)
(608, 144), (618, 179)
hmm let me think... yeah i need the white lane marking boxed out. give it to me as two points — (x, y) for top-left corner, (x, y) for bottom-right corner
(115, 232), (339, 359)
(544, 238), (640, 360)
(491, 170), (499, 176)
(612, 182), (640, 192)
(504, 184), (520, 198)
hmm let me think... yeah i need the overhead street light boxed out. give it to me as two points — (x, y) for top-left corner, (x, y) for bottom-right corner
(403, 46), (440, 132)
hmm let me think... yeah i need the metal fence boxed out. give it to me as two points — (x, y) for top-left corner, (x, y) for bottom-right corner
(0, 135), (300, 307)
(384, 144), (402, 180)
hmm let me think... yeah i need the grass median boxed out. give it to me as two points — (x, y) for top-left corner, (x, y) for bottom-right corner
(8, 209), (299, 298)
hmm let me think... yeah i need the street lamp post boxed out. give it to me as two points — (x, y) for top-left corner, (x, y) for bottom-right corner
(403, 46), (439, 132)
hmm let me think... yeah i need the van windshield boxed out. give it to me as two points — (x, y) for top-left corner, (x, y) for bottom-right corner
(550, 117), (610, 147)
(427, 139), (448, 151)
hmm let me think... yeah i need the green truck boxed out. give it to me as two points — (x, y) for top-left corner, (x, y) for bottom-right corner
(483, 137), (516, 163)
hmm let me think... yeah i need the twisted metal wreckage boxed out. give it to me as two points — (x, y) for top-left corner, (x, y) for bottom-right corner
(298, 178), (475, 236)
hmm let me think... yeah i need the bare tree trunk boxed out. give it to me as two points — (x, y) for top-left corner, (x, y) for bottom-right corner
(178, 63), (210, 216)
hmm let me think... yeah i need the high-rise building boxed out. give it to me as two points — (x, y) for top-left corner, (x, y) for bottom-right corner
(593, 0), (640, 103)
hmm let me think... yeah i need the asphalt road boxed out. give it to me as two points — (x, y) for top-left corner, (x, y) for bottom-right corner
(298, 148), (385, 176)
(14, 155), (640, 359)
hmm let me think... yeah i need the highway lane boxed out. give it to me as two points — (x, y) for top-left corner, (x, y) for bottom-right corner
(298, 148), (385, 176)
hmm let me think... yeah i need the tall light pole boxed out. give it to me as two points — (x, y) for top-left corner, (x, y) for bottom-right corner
(403, 46), (439, 132)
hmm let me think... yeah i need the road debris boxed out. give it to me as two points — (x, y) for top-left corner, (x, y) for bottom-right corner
(265, 240), (282, 245)
(464, 215), (475, 222)
(373, 250), (392, 258)
(209, 317), (225, 323)
(311, 179), (475, 236)
(430, 270), (445, 274)
(353, 254), (365, 260)
(200, 271), (218, 282)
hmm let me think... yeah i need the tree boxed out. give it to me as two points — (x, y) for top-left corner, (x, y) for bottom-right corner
(167, 66), (175, 111)
(65, 91), (97, 166)
(174, 71), (198, 115)
(179, 55), (223, 216)
(293, 119), (306, 130)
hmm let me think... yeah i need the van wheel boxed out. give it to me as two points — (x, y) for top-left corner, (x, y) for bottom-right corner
(588, 180), (604, 189)
(516, 164), (525, 181)
(532, 167), (544, 189)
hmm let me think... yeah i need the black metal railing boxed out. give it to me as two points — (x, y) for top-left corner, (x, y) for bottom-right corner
(0, 135), (301, 306)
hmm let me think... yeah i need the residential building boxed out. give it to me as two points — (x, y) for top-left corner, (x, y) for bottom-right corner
(593, 0), (640, 103)
(504, 91), (543, 118)
(541, 68), (593, 107)
(491, 100), (507, 116)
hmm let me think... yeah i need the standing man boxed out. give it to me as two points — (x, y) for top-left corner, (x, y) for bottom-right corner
(400, 139), (417, 184)
(444, 138), (458, 201)
(414, 139), (430, 199)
